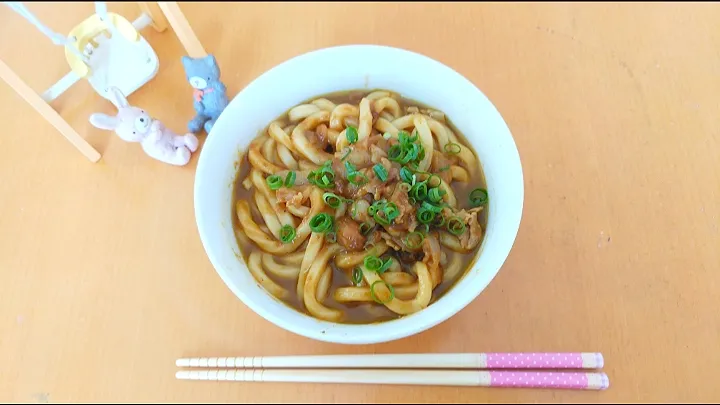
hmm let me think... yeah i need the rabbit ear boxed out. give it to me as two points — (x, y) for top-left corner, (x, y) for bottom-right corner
(107, 86), (128, 109)
(89, 113), (119, 131)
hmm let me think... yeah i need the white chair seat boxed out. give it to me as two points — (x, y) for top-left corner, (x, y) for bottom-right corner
(86, 30), (160, 102)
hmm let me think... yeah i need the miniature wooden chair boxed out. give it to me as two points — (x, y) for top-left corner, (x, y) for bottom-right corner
(0, 1), (207, 163)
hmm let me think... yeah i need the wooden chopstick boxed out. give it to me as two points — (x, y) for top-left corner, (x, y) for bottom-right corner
(175, 369), (610, 390)
(176, 352), (604, 370)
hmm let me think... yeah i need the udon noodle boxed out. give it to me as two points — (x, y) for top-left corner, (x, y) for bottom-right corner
(232, 90), (488, 324)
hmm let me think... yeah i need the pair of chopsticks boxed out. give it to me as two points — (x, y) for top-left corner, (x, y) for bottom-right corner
(175, 352), (609, 390)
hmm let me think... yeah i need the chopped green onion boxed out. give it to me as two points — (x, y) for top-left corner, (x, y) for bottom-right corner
(384, 203), (400, 222)
(314, 177), (334, 189)
(400, 167), (414, 184)
(373, 210), (391, 226)
(322, 192), (344, 209)
(344, 161), (356, 176)
(398, 130), (418, 145)
(401, 144), (420, 164)
(308, 162), (336, 189)
(319, 167), (335, 183)
(266, 175), (284, 190)
(359, 222), (373, 235)
(434, 214), (446, 227)
(364, 255), (383, 272)
(417, 208), (436, 224)
(370, 280), (395, 304)
(388, 133), (425, 166)
(345, 160), (368, 186)
(346, 126), (359, 144)
(421, 201), (443, 213)
(470, 188), (489, 207)
(417, 145), (426, 161)
(352, 267), (363, 286)
(382, 132), (392, 140)
(309, 213), (334, 233)
(388, 144), (403, 161)
(410, 181), (428, 201)
(409, 130), (419, 143)
(340, 148), (352, 161)
(369, 200), (384, 213)
(348, 171), (369, 186)
(417, 223), (430, 234)
(405, 231), (425, 249)
(447, 216), (466, 236)
(438, 166), (450, 172)
(444, 142), (461, 154)
(397, 145), (413, 164)
(284, 171), (296, 187)
(279, 225), (296, 244)
(428, 187), (446, 203)
(373, 164), (388, 182)
(368, 200), (397, 226)
(378, 257), (394, 274)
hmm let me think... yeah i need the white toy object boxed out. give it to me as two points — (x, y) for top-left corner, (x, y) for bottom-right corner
(89, 87), (199, 166)
(5, 1), (159, 103)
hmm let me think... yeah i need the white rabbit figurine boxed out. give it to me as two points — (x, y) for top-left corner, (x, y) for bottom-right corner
(89, 87), (199, 166)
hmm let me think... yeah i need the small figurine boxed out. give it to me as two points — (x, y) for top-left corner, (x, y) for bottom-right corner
(181, 54), (229, 134)
(89, 87), (199, 166)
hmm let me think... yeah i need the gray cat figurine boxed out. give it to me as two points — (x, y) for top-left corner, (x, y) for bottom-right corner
(181, 54), (229, 134)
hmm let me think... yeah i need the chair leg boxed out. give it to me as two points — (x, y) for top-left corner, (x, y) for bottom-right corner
(157, 2), (207, 58)
(137, 2), (168, 32)
(0, 58), (101, 163)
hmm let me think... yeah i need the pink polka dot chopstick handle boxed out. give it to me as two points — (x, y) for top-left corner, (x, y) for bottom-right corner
(486, 371), (609, 390)
(484, 352), (604, 369)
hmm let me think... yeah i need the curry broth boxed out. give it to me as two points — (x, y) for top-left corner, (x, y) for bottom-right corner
(231, 90), (488, 324)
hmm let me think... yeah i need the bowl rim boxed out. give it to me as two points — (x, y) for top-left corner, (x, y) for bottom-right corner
(194, 44), (524, 344)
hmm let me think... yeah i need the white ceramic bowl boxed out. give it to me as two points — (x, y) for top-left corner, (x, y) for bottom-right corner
(194, 45), (524, 345)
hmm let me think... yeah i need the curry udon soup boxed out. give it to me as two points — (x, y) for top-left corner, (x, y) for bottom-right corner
(232, 90), (489, 324)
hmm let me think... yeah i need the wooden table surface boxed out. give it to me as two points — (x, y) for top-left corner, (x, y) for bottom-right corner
(1, 2), (718, 403)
